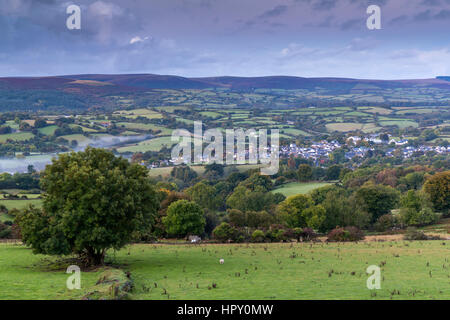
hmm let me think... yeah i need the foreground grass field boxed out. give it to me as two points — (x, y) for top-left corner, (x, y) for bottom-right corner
(1, 241), (449, 300)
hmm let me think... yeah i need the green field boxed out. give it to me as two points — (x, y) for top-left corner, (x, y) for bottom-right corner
(148, 164), (264, 178)
(0, 132), (34, 143)
(280, 128), (311, 137)
(325, 123), (363, 132)
(379, 120), (419, 129)
(117, 136), (176, 153)
(0, 244), (101, 299)
(1, 241), (449, 300)
(271, 182), (332, 197)
(272, 182), (331, 197)
(59, 134), (91, 144)
(38, 125), (58, 135)
(117, 122), (173, 135)
(0, 213), (13, 222)
(114, 108), (163, 119)
(0, 199), (42, 211)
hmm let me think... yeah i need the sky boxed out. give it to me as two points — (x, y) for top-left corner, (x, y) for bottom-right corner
(1, 0), (450, 79)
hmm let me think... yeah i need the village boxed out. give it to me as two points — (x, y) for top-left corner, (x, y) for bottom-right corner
(154, 133), (450, 169)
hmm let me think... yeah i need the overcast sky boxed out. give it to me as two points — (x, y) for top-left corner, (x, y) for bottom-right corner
(1, 0), (450, 79)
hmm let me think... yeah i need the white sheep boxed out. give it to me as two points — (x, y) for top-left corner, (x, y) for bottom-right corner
(219, 259), (224, 265)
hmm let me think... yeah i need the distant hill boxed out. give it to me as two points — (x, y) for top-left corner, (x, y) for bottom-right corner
(62, 74), (450, 90)
(2, 73), (450, 92)
(1, 73), (450, 112)
(437, 76), (450, 82)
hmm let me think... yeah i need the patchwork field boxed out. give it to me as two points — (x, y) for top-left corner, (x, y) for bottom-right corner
(325, 123), (363, 132)
(0, 132), (34, 143)
(117, 136), (175, 153)
(1, 241), (449, 300)
(271, 182), (333, 197)
(0, 199), (42, 211)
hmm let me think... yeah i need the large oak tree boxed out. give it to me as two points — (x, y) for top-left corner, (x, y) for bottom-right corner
(17, 147), (159, 265)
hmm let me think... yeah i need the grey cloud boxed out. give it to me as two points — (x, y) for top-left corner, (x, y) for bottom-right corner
(258, 5), (288, 19)
(313, 0), (337, 11)
(435, 9), (450, 19)
(348, 0), (389, 8)
(414, 9), (433, 21)
(389, 15), (409, 25)
(318, 15), (335, 27)
(413, 9), (450, 22)
(420, 0), (441, 6)
(340, 18), (363, 30)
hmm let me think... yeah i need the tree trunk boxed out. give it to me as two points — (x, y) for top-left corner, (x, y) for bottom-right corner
(85, 247), (105, 266)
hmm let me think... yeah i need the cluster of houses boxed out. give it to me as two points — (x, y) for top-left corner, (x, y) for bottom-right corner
(149, 133), (449, 169)
(386, 145), (450, 158)
(277, 133), (449, 163)
(347, 135), (409, 146)
(281, 141), (343, 161)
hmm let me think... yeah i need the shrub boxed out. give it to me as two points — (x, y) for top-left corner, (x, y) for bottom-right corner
(212, 222), (236, 242)
(403, 227), (429, 240)
(0, 223), (11, 239)
(292, 227), (303, 241)
(327, 226), (365, 242)
(251, 230), (265, 242)
(400, 207), (440, 227)
(300, 227), (317, 241)
(374, 214), (397, 232)
(8, 208), (20, 217)
(273, 176), (286, 187)
(265, 224), (288, 242)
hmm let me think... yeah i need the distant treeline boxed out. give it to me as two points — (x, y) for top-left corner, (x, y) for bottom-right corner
(0, 90), (91, 112)
(0, 172), (40, 190)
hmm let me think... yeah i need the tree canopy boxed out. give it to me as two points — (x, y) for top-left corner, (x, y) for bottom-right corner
(163, 199), (205, 238)
(17, 147), (159, 265)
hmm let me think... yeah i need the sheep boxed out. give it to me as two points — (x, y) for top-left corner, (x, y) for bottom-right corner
(219, 259), (224, 264)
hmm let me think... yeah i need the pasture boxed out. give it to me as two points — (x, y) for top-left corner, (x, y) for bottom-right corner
(148, 164), (264, 179)
(325, 123), (363, 132)
(0, 132), (34, 143)
(1, 241), (449, 300)
(0, 199), (42, 211)
(117, 136), (175, 153)
(271, 182), (332, 197)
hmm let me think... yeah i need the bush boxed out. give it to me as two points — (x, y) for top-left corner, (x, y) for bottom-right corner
(403, 227), (429, 240)
(400, 207), (440, 227)
(273, 176), (286, 187)
(212, 222), (236, 242)
(300, 227), (317, 241)
(327, 226), (365, 242)
(374, 214), (397, 232)
(0, 223), (11, 239)
(292, 227), (303, 241)
(265, 224), (288, 242)
(251, 230), (265, 242)
(203, 212), (221, 238)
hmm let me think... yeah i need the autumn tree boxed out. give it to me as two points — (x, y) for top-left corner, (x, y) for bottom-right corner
(423, 171), (450, 214)
(185, 181), (220, 211)
(297, 164), (313, 182)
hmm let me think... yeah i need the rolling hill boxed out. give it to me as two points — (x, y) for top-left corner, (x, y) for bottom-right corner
(0, 73), (450, 112)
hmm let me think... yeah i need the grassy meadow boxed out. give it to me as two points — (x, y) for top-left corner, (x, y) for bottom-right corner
(0, 199), (42, 211)
(271, 182), (333, 197)
(1, 241), (449, 300)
